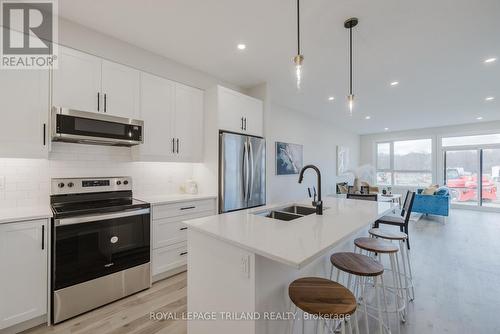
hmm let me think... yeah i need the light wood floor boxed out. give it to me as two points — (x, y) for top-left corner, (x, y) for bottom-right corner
(23, 209), (500, 334)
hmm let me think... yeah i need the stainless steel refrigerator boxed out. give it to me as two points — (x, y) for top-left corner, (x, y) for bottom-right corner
(219, 131), (266, 213)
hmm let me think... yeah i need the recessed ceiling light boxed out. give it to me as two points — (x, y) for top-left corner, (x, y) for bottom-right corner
(365, 116), (371, 120)
(484, 57), (497, 63)
(476, 116), (483, 120)
(384, 127), (389, 131)
(390, 81), (399, 86)
(328, 96), (335, 101)
(485, 96), (495, 101)
(237, 43), (246, 50)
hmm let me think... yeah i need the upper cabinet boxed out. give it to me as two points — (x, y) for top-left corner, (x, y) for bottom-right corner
(53, 46), (140, 119)
(101, 60), (140, 119)
(133, 73), (204, 162)
(174, 84), (204, 161)
(135, 72), (176, 160)
(52, 47), (102, 112)
(218, 86), (263, 137)
(0, 68), (49, 158)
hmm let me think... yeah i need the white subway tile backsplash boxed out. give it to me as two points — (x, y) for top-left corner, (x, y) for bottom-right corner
(0, 144), (198, 208)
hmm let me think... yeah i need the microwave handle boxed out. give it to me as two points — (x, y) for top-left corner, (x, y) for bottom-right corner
(55, 208), (150, 226)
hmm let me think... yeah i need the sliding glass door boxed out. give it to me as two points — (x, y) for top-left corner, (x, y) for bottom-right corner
(481, 149), (500, 208)
(443, 145), (500, 208)
(444, 150), (479, 206)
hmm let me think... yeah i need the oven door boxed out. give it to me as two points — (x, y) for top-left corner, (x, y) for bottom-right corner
(53, 208), (150, 291)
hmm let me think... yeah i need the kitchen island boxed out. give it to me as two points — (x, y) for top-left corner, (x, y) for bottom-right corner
(184, 197), (394, 334)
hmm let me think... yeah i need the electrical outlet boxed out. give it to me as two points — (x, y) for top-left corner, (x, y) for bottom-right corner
(241, 255), (250, 278)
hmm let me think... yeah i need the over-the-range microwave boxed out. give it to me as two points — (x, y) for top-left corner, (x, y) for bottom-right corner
(51, 107), (144, 147)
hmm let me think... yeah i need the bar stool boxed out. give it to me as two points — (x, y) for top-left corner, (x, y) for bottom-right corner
(369, 228), (415, 303)
(354, 237), (406, 323)
(288, 277), (358, 334)
(330, 252), (390, 334)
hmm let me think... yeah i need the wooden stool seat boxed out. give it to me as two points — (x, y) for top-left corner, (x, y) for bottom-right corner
(354, 237), (398, 253)
(289, 277), (357, 317)
(369, 228), (407, 241)
(330, 252), (384, 277)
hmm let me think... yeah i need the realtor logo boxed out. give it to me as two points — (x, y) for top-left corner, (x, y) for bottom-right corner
(1, 0), (58, 69)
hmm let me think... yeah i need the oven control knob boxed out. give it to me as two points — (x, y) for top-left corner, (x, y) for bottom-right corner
(116, 181), (122, 185)
(58, 182), (65, 188)
(123, 180), (129, 185)
(67, 182), (74, 188)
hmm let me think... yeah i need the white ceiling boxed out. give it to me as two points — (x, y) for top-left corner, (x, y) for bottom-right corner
(58, 0), (500, 134)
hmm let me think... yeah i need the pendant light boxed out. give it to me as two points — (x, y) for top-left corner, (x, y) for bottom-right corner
(293, 0), (304, 89)
(344, 17), (358, 114)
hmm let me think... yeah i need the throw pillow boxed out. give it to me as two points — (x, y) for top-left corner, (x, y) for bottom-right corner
(422, 185), (439, 195)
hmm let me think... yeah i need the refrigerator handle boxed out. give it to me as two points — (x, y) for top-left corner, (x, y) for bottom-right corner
(248, 139), (254, 201)
(242, 140), (248, 201)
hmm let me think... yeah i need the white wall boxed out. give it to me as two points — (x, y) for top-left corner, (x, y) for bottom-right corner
(265, 103), (360, 203)
(360, 120), (500, 188)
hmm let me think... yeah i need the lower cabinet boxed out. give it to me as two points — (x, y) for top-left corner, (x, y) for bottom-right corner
(151, 198), (215, 281)
(0, 219), (48, 330)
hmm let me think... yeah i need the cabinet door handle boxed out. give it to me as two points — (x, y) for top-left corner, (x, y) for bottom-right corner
(104, 93), (107, 113)
(244, 118), (247, 130)
(172, 138), (175, 153)
(41, 224), (45, 250)
(180, 206), (195, 211)
(97, 92), (100, 111)
(241, 117), (244, 130)
(43, 123), (46, 146)
(180, 251), (188, 256)
(180, 227), (188, 231)
(176, 138), (179, 154)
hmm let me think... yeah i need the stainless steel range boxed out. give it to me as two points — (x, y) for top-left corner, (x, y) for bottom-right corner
(50, 177), (151, 324)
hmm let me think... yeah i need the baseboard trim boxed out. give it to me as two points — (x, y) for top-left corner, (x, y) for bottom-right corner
(152, 265), (187, 282)
(0, 315), (47, 334)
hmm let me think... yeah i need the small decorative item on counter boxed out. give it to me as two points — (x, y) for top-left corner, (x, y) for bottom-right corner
(382, 189), (387, 195)
(387, 186), (392, 195)
(183, 179), (198, 194)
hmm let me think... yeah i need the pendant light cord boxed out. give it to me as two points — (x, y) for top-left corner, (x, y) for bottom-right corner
(349, 26), (352, 95)
(297, 0), (300, 55)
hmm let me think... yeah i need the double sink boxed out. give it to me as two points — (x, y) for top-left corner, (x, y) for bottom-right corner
(253, 205), (318, 221)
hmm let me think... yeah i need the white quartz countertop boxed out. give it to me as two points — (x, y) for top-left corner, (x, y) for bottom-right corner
(135, 193), (216, 205)
(184, 197), (394, 269)
(0, 206), (53, 224)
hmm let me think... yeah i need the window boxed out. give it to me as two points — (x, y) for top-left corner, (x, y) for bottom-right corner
(442, 133), (500, 147)
(376, 139), (433, 187)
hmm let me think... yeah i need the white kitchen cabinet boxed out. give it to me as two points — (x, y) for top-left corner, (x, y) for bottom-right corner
(133, 72), (176, 160)
(133, 74), (204, 162)
(218, 86), (263, 136)
(174, 84), (204, 161)
(0, 219), (48, 330)
(52, 46), (102, 112)
(53, 46), (140, 119)
(151, 198), (216, 281)
(101, 60), (140, 119)
(0, 68), (49, 158)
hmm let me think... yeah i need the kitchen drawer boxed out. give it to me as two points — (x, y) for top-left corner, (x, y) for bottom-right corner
(152, 198), (215, 220)
(153, 210), (213, 249)
(152, 242), (187, 276)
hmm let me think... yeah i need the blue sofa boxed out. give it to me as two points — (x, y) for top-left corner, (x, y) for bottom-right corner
(412, 187), (450, 217)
